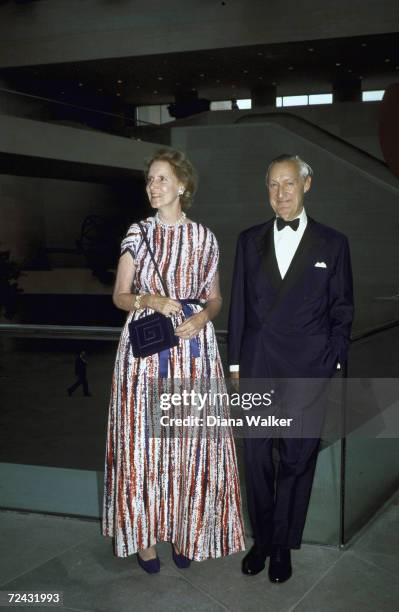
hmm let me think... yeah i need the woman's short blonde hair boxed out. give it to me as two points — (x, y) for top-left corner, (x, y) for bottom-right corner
(145, 148), (198, 209)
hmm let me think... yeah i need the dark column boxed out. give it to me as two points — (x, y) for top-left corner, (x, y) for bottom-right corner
(332, 77), (362, 102)
(251, 84), (277, 108)
(168, 90), (210, 119)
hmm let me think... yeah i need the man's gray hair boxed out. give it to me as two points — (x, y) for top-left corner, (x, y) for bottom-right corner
(266, 154), (313, 183)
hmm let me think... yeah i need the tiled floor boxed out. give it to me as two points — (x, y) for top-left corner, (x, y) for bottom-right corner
(1, 493), (398, 612)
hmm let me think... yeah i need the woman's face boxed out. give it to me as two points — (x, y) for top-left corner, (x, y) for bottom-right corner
(146, 160), (183, 212)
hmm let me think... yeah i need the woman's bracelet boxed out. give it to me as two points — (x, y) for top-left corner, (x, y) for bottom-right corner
(133, 293), (143, 311)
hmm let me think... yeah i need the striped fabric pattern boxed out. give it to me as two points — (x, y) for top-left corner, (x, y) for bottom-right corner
(102, 217), (245, 560)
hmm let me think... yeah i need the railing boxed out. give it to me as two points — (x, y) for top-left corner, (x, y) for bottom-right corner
(0, 86), (157, 138)
(3, 320), (399, 343)
(1, 320), (397, 543)
(236, 111), (387, 167)
(0, 323), (227, 343)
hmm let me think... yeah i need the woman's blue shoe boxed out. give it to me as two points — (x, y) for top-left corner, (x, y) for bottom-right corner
(137, 552), (160, 574)
(172, 545), (191, 569)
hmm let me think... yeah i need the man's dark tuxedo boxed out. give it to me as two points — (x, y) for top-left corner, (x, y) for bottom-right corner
(228, 216), (354, 552)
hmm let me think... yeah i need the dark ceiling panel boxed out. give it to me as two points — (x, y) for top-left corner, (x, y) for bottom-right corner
(1, 32), (398, 109)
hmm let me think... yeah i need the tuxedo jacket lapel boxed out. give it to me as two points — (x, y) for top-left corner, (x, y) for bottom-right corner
(259, 223), (281, 290)
(263, 217), (326, 321)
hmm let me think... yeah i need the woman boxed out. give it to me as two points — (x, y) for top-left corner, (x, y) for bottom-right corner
(102, 148), (245, 572)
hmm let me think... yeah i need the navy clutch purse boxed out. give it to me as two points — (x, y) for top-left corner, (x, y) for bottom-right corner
(128, 312), (178, 358)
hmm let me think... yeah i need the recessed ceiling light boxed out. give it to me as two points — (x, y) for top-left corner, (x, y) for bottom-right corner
(258, 76), (263, 80)
(97, 88), (103, 92)
(335, 62), (341, 66)
(153, 90), (158, 94)
(243, 69), (249, 74)
(361, 42), (367, 47)
(288, 66), (294, 70)
(191, 87), (197, 91)
(78, 82), (83, 87)
(347, 69), (352, 73)
(157, 76), (164, 80)
(384, 58), (391, 63)
(199, 73), (205, 77)
(307, 47), (314, 52)
(257, 52), (263, 56)
(116, 92), (121, 97)
(117, 79), (123, 84)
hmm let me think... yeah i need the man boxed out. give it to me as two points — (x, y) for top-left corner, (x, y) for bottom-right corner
(228, 154), (354, 582)
(67, 350), (91, 397)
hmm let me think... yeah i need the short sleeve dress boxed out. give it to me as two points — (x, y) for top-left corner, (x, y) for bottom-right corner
(102, 216), (245, 560)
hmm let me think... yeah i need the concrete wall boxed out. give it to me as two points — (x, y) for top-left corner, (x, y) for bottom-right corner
(167, 101), (384, 159)
(172, 122), (399, 335)
(0, 0), (398, 67)
(0, 115), (158, 173)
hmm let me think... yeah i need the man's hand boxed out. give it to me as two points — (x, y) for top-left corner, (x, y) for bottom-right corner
(230, 370), (240, 391)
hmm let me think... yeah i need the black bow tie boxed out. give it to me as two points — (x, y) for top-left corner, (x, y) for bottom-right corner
(276, 217), (300, 231)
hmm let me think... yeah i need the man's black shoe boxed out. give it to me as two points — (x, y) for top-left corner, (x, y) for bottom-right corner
(268, 547), (292, 583)
(241, 546), (268, 575)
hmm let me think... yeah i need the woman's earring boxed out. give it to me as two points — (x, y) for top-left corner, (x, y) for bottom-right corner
(178, 187), (184, 196)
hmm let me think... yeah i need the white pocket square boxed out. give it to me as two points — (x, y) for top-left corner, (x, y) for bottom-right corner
(314, 261), (327, 268)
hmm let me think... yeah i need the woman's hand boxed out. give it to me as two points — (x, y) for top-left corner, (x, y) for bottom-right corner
(175, 311), (209, 339)
(144, 294), (182, 316)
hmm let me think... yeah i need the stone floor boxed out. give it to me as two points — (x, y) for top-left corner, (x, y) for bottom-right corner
(1, 492), (398, 612)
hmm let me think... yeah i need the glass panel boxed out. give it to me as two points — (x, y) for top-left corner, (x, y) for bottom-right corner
(0, 328), (227, 518)
(2, 324), (396, 543)
(210, 100), (231, 111)
(237, 99), (252, 109)
(0, 336), (114, 471)
(362, 90), (385, 102)
(309, 93), (333, 105)
(136, 104), (162, 124)
(276, 97), (283, 107)
(282, 95), (308, 107)
(344, 325), (399, 543)
(303, 439), (342, 545)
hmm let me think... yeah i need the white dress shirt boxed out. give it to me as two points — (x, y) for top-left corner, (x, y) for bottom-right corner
(274, 208), (307, 278)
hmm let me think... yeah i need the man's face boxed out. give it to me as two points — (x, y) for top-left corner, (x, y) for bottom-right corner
(267, 160), (311, 221)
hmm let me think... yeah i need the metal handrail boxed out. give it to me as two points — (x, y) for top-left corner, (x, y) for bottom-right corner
(0, 86), (136, 124)
(236, 111), (387, 167)
(0, 323), (228, 342)
(2, 320), (399, 343)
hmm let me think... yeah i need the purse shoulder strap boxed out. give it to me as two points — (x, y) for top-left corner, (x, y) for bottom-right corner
(138, 221), (169, 297)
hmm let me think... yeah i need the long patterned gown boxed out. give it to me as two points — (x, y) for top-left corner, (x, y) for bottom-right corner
(102, 216), (245, 560)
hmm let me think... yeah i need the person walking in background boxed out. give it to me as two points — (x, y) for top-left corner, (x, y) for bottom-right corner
(67, 350), (91, 397)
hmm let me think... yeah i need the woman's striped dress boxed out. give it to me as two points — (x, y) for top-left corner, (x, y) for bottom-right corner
(102, 216), (245, 560)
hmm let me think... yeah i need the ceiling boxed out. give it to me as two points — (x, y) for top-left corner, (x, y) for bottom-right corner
(1, 32), (398, 111)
